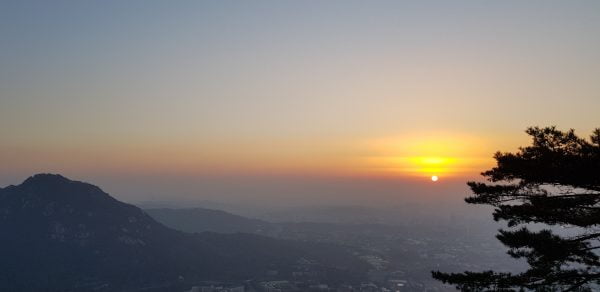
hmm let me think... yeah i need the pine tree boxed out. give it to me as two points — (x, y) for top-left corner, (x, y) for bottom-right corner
(432, 126), (600, 291)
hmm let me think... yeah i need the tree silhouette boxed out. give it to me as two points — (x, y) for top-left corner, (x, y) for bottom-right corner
(432, 126), (600, 291)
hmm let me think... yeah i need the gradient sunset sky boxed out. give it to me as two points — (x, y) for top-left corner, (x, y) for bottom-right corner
(1, 1), (599, 205)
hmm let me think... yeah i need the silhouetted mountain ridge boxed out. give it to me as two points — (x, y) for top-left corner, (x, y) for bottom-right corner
(0, 174), (367, 291)
(145, 208), (275, 234)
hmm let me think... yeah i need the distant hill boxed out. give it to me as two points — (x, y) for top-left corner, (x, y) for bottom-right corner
(0, 174), (367, 291)
(145, 208), (276, 234)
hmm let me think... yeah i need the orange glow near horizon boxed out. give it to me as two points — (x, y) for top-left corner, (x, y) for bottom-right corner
(0, 131), (502, 181)
(361, 133), (495, 179)
(408, 156), (456, 176)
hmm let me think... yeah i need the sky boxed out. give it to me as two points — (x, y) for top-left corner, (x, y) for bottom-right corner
(1, 1), (599, 206)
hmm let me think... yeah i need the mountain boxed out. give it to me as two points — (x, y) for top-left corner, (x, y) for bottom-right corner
(145, 208), (276, 234)
(0, 174), (367, 291)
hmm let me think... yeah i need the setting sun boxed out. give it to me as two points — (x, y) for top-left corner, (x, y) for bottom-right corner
(363, 133), (494, 178)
